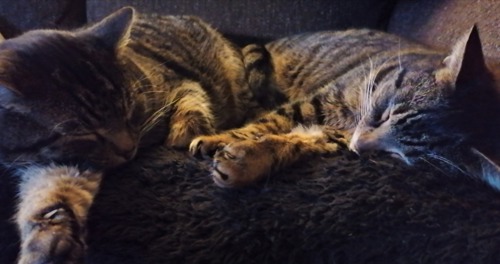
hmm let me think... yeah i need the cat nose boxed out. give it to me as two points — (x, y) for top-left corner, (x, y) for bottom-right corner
(349, 135), (378, 154)
(349, 128), (384, 154)
(118, 146), (136, 160)
(110, 130), (137, 160)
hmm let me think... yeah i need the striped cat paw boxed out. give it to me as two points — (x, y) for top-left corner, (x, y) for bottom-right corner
(18, 206), (85, 264)
(209, 130), (348, 188)
(189, 134), (239, 159)
(210, 138), (274, 188)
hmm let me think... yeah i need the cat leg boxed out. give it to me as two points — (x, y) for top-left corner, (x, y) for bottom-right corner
(209, 126), (349, 188)
(189, 96), (323, 158)
(164, 81), (216, 148)
(16, 166), (101, 264)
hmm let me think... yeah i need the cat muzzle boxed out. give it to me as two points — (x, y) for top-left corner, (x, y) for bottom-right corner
(349, 125), (410, 164)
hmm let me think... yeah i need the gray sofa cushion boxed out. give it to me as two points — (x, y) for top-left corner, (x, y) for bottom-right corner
(388, 0), (500, 61)
(0, 0), (86, 38)
(87, 0), (398, 43)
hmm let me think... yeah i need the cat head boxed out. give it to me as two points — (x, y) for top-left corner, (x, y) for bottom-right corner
(0, 7), (140, 169)
(349, 26), (500, 177)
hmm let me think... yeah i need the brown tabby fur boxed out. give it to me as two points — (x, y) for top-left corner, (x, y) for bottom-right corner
(190, 27), (500, 188)
(0, 7), (262, 263)
(1, 6), (499, 264)
(16, 166), (100, 264)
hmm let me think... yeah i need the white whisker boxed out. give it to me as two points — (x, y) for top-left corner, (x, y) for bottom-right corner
(129, 58), (178, 90)
(398, 39), (403, 72)
(424, 153), (468, 176)
(362, 57), (381, 119)
(418, 156), (453, 177)
(50, 119), (79, 134)
(139, 98), (177, 136)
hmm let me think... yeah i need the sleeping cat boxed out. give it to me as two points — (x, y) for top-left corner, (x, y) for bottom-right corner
(0, 7), (266, 264)
(190, 26), (500, 188)
(0, 7), (260, 169)
(2, 6), (499, 264)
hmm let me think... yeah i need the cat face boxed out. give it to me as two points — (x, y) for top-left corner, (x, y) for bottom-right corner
(0, 8), (139, 168)
(350, 26), (498, 166)
(351, 71), (461, 164)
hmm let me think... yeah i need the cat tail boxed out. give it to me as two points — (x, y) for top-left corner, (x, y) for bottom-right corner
(469, 148), (500, 191)
(242, 44), (287, 112)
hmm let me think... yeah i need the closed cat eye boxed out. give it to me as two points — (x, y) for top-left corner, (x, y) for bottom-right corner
(380, 107), (391, 123)
(369, 107), (391, 127)
(223, 151), (236, 160)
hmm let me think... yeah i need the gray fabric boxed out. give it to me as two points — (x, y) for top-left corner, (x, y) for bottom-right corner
(388, 0), (500, 61)
(0, 0), (86, 38)
(81, 147), (500, 263)
(87, 0), (397, 43)
(2, 146), (500, 263)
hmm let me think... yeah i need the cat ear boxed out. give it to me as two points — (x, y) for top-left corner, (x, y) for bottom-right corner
(81, 6), (135, 50)
(440, 25), (488, 86)
(0, 32), (5, 42)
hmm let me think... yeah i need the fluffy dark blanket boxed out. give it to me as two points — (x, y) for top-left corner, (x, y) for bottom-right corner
(1, 146), (500, 264)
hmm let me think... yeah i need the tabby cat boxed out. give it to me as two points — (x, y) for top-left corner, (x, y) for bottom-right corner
(0, 7), (262, 264)
(190, 26), (500, 188)
(1, 6), (499, 264)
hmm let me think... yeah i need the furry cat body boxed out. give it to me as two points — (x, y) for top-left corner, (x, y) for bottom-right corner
(0, 7), (261, 263)
(191, 28), (500, 188)
(0, 6), (499, 263)
(0, 8), (257, 170)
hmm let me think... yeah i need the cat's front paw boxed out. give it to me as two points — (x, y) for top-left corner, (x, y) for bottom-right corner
(210, 139), (273, 188)
(18, 206), (85, 264)
(189, 134), (238, 159)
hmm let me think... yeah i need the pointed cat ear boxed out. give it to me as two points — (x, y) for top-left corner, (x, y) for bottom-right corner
(0, 32), (5, 42)
(438, 26), (488, 86)
(81, 6), (135, 50)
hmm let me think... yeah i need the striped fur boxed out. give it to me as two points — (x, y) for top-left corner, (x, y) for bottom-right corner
(0, 7), (264, 169)
(1, 7), (499, 262)
(191, 27), (500, 189)
(16, 166), (101, 264)
(0, 7), (268, 263)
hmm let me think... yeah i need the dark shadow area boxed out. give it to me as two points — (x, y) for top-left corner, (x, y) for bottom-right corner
(0, 167), (19, 264)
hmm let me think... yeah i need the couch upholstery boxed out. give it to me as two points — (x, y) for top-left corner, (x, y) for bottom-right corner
(86, 0), (397, 44)
(0, 1), (499, 263)
(0, 0), (86, 38)
(1, 0), (497, 58)
(389, 0), (500, 61)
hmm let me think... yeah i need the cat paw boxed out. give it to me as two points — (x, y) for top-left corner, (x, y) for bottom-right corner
(189, 134), (238, 159)
(210, 139), (273, 188)
(18, 206), (85, 264)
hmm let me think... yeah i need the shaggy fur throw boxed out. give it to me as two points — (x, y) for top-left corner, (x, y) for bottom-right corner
(1, 146), (500, 263)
